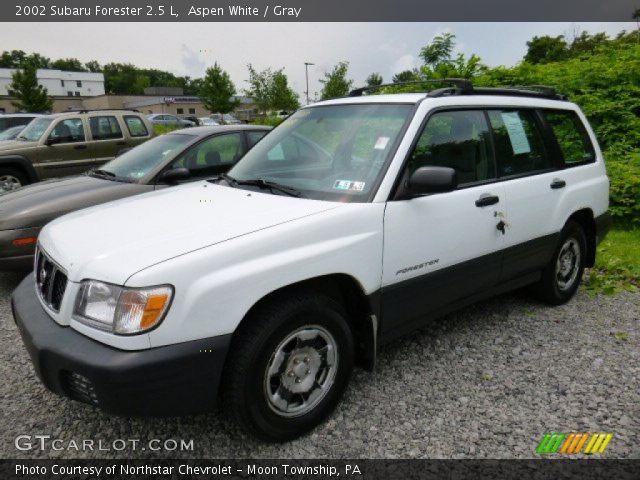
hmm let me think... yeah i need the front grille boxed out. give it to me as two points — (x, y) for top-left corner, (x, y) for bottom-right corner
(61, 371), (99, 406)
(35, 247), (68, 312)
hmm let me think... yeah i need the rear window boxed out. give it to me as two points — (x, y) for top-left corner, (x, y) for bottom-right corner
(544, 110), (595, 165)
(124, 115), (149, 137)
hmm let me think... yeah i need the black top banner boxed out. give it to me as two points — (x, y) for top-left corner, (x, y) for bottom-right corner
(1, 0), (637, 22)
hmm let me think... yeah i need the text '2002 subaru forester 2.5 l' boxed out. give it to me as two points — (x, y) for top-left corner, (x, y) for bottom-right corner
(12, 80), (610, 441)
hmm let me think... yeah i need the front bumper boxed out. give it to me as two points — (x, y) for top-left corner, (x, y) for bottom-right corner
(0, 228), (40, 271)
(11, 274), (232, 416)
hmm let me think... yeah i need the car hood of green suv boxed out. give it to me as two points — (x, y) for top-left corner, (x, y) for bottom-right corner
(0, 139), (37, 152)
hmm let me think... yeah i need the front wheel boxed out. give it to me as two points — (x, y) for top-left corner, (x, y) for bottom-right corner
(222, 292), (354, 441)
(0, 167), (28, 192)
(534, 221), (587, 305)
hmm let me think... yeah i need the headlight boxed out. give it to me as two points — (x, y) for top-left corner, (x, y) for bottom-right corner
(74, 280), (173, 335)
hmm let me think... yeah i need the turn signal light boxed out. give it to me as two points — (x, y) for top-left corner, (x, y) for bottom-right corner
(12, 237), (37, 247)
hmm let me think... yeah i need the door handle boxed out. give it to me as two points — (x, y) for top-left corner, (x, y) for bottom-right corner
(73, 145), (87, 150)
(550, 178), (566, 189)
(475, 194), (500, 207)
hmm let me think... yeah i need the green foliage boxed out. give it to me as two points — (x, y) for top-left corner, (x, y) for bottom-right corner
(199, 63), (239, 115)
(153, 124), (182, 135)
(51, 58), (87, 72)
(7, 62), (53, 113)
(606, 155), (640, 225)
(420, 32), (456, 67)
(392, 70), (420, 83)
(524, 35), (569, 64)
(251, 116), (283, 127)
(320, 62), (353, 100)
(245, 65), (299, 113)
(366, 73), (383, 86)
(583, 228), (640, 295)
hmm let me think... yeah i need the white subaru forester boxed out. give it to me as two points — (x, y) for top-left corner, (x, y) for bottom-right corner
(12, 81), (610, 440)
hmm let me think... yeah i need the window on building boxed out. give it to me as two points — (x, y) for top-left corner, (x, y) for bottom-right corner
(189, 108), (196, 114)
(67, 91), (73, 97)
(90, 116), (123, 140)
(177, 108), (184, 115)
(76, 80), (82, 88)
(60, 80), (65, 87)
(74, 92), (81, 97)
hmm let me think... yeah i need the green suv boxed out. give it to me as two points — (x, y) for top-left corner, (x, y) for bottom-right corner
(0, 110), (153, 191)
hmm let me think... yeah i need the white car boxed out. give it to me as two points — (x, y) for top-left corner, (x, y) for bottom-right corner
(12, 81), (610, 441)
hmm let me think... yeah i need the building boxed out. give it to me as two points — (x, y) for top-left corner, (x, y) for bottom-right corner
(0, 68), (105, 98)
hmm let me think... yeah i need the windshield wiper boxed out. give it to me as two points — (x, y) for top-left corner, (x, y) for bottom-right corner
(208, 174), (303, 197)
(209, 173), (237, 185)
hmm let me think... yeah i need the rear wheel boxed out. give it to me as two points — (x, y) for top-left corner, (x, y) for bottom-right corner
(534, 221), (586, 304)
(222, 292), (354, 441)
(0, 167), (28, 192)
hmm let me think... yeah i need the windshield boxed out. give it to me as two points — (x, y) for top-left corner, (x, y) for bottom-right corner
(228, 104), (413, 202)
(18, 117), (53, 141)
(96, 133), (194, 181)
(0, 125), (25, 141)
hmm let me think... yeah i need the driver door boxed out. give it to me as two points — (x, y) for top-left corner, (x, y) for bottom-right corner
(381, 109), (506, 334)
(37, 117), (93, 179)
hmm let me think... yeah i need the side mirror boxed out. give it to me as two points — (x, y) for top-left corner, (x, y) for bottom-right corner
(45, 137), (60, 146)
(405, 166), (457, 198)
(160, 167), (190, 184)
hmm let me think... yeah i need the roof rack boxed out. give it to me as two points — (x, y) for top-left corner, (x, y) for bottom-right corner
(64, 108), (141, 113)
(348, 79), (566, 101)
(348, 78), (473, 97)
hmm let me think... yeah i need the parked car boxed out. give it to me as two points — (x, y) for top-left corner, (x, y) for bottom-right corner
(147, 114), (194, 128)
(0, 125), (27, 142)
(210, 113), (242, 125)
(0, 125), (270, 270)
(0, 110), (153, 192)
(12, 82), (610, 441)
(199, 117), (220, 126)
(0, 113), (44, 133)
(178, 115), (201, 126)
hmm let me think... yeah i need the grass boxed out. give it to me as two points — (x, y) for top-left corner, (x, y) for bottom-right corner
(583, 227), (640, 295)
(153, 124), (183, 136)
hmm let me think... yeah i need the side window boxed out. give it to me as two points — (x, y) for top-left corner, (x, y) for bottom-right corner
(49, 118), (85, 144)
(89, 116), (123, 140)
(488, 109), (550, 177)
(544, 110), (595, 165)
(124, 116), (149, 137)
(247, 130), (267, 148)
(171, 133), (243, 177)
(408, 110), (494, 185)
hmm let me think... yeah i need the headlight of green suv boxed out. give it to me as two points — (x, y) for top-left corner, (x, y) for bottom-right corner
(73, 280), (173, 335)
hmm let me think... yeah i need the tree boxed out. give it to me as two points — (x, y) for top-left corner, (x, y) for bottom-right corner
(84, 60), (101, 72)
(392, 70), (420, 83)
(366, 73), (383, 86)
(319, 62), (353, 100)
(524, 35), (569, 64)
(51, 58), (87, 72)
(200, 62), (239, 114)
(245, 65), (275, 113)
(7, 62), (53, 112)
(420, 32), (456, 68)
(270, 70), (299, 111)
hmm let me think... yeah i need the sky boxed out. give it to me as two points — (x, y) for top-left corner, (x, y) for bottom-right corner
(0, 22), (635, 100)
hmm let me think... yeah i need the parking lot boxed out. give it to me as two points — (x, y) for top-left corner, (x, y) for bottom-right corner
(0, 271), (637, 459)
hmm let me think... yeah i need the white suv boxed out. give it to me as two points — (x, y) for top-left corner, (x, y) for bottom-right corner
(12, 81), (610, 440)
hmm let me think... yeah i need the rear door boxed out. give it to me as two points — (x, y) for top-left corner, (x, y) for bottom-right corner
(382, 109), (505, 334)
(487, 108), (562, 281)
(89, 114), (129, 167)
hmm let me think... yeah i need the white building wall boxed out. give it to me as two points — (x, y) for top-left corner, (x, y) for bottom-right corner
(0, 69), (105, 97)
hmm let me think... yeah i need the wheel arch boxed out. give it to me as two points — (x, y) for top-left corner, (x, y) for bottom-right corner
(566, 208), (596, 267)
(0, 156), (38, 183)
(232, 273), (379, 371)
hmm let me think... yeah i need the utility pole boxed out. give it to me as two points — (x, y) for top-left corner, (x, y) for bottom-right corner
(304, 62), (314, 105)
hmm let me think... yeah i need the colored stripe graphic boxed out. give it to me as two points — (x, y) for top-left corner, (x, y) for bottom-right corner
(538, 432), (613, 455)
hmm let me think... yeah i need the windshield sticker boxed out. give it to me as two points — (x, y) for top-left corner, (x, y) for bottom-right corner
(500, 112), (531, 155)
(374, 136), (390, 150)
(333, 180), (365, 192)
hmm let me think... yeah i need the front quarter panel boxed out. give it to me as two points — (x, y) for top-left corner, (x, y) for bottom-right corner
(127, 203), (385, 348)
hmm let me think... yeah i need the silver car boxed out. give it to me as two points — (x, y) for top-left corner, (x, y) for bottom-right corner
(147, 114), (195, 127)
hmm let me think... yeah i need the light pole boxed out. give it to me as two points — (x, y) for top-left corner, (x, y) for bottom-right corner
(304, 62), (314, 105)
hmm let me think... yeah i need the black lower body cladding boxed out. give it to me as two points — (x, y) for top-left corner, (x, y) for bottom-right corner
(11, 274), (231, 416)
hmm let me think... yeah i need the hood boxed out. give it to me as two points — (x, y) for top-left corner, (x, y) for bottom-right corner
(0, 140), (37, 152)
(0, 176), (147, 230)
(39, 182), (342, 284)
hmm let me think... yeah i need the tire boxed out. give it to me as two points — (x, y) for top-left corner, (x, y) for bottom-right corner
(222, 291), (354, 441)
(0, 167), (28, 192)
(534, 221), (587, 305)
